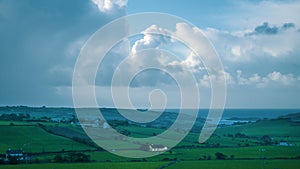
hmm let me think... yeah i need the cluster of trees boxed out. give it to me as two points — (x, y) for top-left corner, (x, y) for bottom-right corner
(225, 133), (274, 145)
(0, 153), (91, 165)
(197, 152), (235, 160)
(0, 113), (30, 121)
(225, 132), (249, 138)
(215, 152), (227, 160)
(54, 153), (90, 163)
(199, 155), (211, 160)
(0, 154), (6, 164)
(0, 112), (78, 124)
(260, 135), (272, 145)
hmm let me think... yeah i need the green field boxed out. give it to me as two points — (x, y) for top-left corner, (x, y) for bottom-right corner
(168, 160), (300, 169)
(0, 111), (300, 168)
(0, 161), (168, 169)
(0, 125), (92, 153)
(216, 119), (300, 137)
(0, 160), (299, 169)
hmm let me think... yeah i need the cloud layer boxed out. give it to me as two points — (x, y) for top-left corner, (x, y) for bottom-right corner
(1, 0), (299, 108)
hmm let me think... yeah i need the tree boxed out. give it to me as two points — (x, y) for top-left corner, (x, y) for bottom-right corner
(8, 156), (18, 164)
(261, 135), (272, 145)
(207, 155), (211, 160)
(0, 154), (5, 164)
(68, 153), (90, 162)
(215, 152), (227, 160)
(139, 144), (149, 151)
(235, 132), (247, 138)
(54, 155), (66, 163)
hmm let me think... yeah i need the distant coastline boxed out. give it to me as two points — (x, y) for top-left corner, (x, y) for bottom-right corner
(0, 106), (300, 120)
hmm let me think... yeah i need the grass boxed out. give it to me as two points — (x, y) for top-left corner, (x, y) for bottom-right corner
(171, 146), (300, 159)
(0, 125), (92, 153)
(0, 121), (34, 125)
(84, 145), (300, 162)
(168, 159), (300, 169)
(0, 160), (299, 169)
(0, 162), (168, 169)
(0, 113), (300, 169)
(216, 119), (300, 138)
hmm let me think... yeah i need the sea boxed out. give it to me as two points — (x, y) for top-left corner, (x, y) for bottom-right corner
(165, 108), (300, 119)
(164, 108), (300, 126)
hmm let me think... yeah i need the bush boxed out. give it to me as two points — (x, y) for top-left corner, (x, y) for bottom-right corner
(162, 157), (171, 161)
(215, 152), (227, 160)
(8, 156), (18, 164)
(54, 155), (66, 163)
(54, 153), (90, 163)
(261, 135), (272, 145)
(68, 153), (91, 163)
(235, 132), (247, 138)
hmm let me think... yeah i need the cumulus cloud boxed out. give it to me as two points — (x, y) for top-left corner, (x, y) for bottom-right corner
(199, 70), (234, 88)
(168, 52), (204, 73)
(131, 22), (221, 73)
(131, 25), (171, 54)
(236, 70), (299, 88)
(118, 22), (227, 88)
(204, 22), (300, 61)
(90, 22), (218, 88)
(85, 18), (300, 94)
(199, 69), (300, 88)
(91, 0), (127, 13)
(111, 22), (298, 90)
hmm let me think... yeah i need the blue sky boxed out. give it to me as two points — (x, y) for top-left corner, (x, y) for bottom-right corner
(0, 0), (300, 108)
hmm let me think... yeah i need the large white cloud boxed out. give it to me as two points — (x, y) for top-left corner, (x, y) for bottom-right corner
(131, 25), (171, 54)
(91, 0), (127, 13)
(106, 22), (300, 89)
(113, 23), (223, 88)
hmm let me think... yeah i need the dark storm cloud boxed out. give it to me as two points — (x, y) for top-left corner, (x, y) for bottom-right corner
(0, 0), (117, 106)
(247, 22), (296, 36)
(254, 22), (279, 35)
(282, 22), (295, 29)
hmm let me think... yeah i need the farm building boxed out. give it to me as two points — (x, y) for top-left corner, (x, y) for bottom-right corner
(149, 144), (168, 152)
(278, 141), (292, 146)
(6, 149), (24, 160)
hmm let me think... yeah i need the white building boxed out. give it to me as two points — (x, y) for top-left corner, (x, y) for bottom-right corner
(278, 141), (292, 146)
(149, 144), (168, 152)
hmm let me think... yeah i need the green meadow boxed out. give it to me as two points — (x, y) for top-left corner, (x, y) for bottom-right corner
(0, 110), (300, 168)
(0, 161), (168, 169)
(0, 160), (299, 169)
(0, 125), (92, 153)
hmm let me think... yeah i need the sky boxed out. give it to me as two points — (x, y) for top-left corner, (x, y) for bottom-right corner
(0, 0), (300, 108)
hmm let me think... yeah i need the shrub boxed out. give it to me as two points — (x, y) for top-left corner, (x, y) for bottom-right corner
(215, 152), (227, 160)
